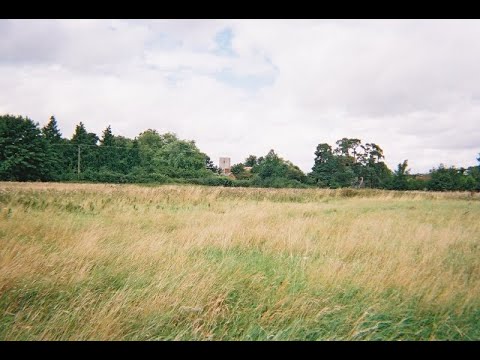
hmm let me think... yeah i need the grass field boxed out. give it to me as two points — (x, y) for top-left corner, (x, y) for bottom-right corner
(0, 182), (479, 340)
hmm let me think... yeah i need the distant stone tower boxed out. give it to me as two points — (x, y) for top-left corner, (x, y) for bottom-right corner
(219, 157), (231, 175)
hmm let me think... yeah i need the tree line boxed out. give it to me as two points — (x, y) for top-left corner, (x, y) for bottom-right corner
(1, 114), (479, 191)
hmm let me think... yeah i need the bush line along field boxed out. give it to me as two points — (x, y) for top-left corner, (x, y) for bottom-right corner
(1, 182), (479, 340)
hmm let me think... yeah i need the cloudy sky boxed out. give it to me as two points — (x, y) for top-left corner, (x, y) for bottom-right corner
(1, 19), (479, 173)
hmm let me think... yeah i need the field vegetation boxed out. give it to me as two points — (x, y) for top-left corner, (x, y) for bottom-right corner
(1, 182), (479, 340)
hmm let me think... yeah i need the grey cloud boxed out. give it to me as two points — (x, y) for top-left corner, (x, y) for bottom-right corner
(0, 20), (150, 71)
(0, 20), (67, 64)
(261, 20), (480, 118)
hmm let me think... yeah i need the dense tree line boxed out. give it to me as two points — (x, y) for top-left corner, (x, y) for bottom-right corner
(1, 114), (479, 191)
(0, 115), (218, 184)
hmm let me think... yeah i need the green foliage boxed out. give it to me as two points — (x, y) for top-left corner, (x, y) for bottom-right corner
(310, 139), (391, 189)
(0, 114), (54, 181)
(41, 116), (62, 143)
(71, 122), (98, 146)
(1, 113), (478, 191)
(427, 165), (477, 191)
(244, 155), (258, 167)
(154, 139), (210, 178)
(469, 166), (480, 191)
(189, 176), (234, 187)
(390, 160), (410, 190)
(100, 125), (115, 147)
(250, 149), (307, 186)
(334, 137), (362, 161)
(405, 176), (428, 191)
(231, 163), (252, 180)
(137, 130), (179, 172)
(40, 116), (69, 181)
(205, 155), (221, 174)
(310, 143), (335, 187)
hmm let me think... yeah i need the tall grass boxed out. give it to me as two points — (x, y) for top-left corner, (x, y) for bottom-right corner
(0, 182), (479, 340)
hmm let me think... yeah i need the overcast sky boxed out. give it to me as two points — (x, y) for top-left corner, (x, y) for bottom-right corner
(1, 19), (479, 173)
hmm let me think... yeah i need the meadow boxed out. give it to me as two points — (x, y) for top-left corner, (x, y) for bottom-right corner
(0, 182), (479, 340)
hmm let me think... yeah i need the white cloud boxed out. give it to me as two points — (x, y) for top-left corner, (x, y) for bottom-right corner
(0, 19), (479, 173)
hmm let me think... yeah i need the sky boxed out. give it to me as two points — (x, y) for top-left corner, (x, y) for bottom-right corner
(1, 19), (479, 173)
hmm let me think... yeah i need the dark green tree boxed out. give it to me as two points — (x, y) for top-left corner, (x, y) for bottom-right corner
(70, 122), (99, 175)
(98, 125), (117, 173)
(205, 155), (221, 174)
(71, 122), (98, 146)
(42, 116), (63, 143)
(0, 114), (54, 181)
(231, 163), (251, 180)
(334, 138), (362, 162)
(244, 155), (258, 167)
(310, 143), (335, 187)
(391, 160), (410, 190)
(427, 165), (477, 191)
(127, 138), (142, 173)
(137, 130), (173, 172)
(256, 150), (283, 179)
(40, 115), (68, 180)
(251, 149), (307, 187)
(468, 165), (480, 191)
(356, 143), (391, 188)
(100, 125), (115, 147)
(311, 142), (356, 188)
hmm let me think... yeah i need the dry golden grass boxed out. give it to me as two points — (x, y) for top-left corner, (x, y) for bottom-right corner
(0, 182), (479, 340)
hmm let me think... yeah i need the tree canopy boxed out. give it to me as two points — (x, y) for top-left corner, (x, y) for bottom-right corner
(0, 113), (479, 191)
